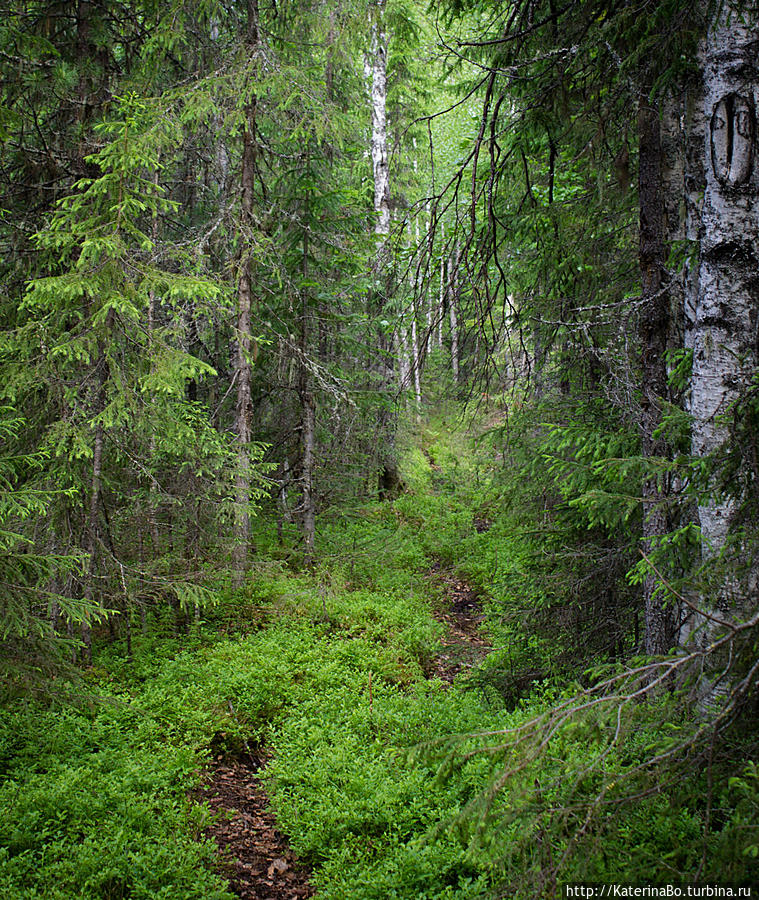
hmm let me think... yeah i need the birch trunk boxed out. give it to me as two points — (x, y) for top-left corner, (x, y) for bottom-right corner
(691, 3), (759, 621)
(397, 321), (411, 392)
(370, 0), (402, 498)
(450, 242), (460, 383)
(414, 213), (428, 366)
(438, 222), (445, 349)
(370, 1), (390, 243)
(411, 315), (422, 418)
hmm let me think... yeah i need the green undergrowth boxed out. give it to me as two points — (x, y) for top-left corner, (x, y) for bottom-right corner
(1, 411), (757, 898)
(0, 558), (503, 900)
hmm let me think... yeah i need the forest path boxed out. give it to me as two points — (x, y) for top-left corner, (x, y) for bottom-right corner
(426, 560), (493, 683)
(198, 754), (314, 900)
(197, 555), (491, 897)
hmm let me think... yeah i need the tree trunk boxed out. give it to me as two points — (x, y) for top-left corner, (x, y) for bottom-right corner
(147, 168), (161, 556)
(298, 204), (316, 565)
(81, 418), (103, 665)
(300, 388), (316, 566)
(638, 91), (675, 655)
(691, 4), (759, 614)
(370, 0), (390, 243)
(369, 0), (402, 497)
(438, 222), (446, 348)
(232, 1), (260, 576)
(411, 315), (422, 418)
(233, 126), (254, 575)
(450, 242), (460, 383)
(397, 320), (411, 394)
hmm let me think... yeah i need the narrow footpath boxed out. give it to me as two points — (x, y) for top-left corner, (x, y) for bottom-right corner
(199, 563), (491, 898)
(427, 561), (493, 683)
(198, 754), (314, 900)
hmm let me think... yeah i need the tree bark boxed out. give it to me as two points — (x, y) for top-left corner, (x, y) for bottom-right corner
(147, 168), (161, 555)
(692, 4), (759, 605)
(370, 0), (390, 243)
(300, 388), (316, 566)
(81, 419), (103, 665)
(397, 320), (411, 394)
(298, 198), (316, 566)
(369, 0), (402, 497)
(411, 315), (422, 418)
(438, 221), (446, 349)
(232, 0), (260, 576)
(638, 91), (675, 655)
(450, 242), (460, 383)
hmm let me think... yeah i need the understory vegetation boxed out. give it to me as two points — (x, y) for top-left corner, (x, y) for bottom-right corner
(2, 413), (757, 899)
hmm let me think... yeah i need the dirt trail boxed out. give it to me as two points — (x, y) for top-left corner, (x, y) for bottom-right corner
(198, 557), (491, 896)
(198, 754), (314, 900)
(427, 561), (493, 683)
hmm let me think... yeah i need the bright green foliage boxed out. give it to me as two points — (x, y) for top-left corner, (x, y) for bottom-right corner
(1, 1), (758, 897)
(0, 698), (234, 900)
(1, 424), (758, 897)
(2, 94), (256, 647)
(0, 407), (98, 698)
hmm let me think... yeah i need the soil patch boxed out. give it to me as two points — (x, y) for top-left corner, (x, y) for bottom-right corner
(427, 562), (492, 683)
(198, 754), (314, 900)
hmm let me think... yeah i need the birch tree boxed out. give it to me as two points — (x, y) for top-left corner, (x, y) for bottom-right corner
(369, 0), (402, 499)
(370, 0), (391, 243)
(690, 1), (759, 647)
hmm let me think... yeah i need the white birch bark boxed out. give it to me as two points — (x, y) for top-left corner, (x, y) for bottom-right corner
(450, 241), (460, 382)
(437, 222), (446, 348)
(692, 5), (759, 577)
(413, 212), (428, 364)
(396, 323), (411, 392)
(687, 5), (759, 692)
(370, 0), (390, 242)
(369, 0), (402, 496)
(411, 315), (422, 418)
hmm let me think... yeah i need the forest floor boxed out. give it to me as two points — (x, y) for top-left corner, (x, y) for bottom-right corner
(426, 562), (492, 684)
(200, 563), (491, 900)
(199, 754), (314, 900)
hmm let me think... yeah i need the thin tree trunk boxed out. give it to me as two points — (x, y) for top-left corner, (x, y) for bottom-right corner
(411, 315), (422, 418)
(81, 297), (115, 665)
(437, 221), (446, 350)
(397, 320), (411, 392)
(82, 419), (103, 665)
(638, 91), (674, 656)
(450, 242), (460, 383)
(404, 226), (420, 414)
(298, 199), (316, 565)
(148, 167), (161, 555)
(413, 210), (429, 366)
(300, 389), (316, 566)
(370, 0), (401, 498)
(232, 1), (260, 576)
(370, 0), (390, 242)
(277, 456), (292, 544)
